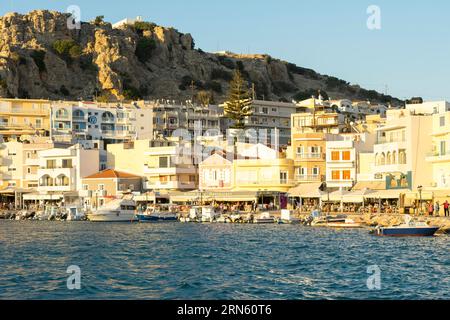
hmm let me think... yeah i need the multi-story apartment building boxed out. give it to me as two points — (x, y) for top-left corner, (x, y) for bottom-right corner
(325, 133), (376, 190)
(50, 100), (224, 145)
(290, 108), (347, 184)
(0, 138), (68, 190)
(152, 101), (222, 138)
(425, 105), (450, 189)
(50, 101), (154, 144)
(373, 108), (433, 191)
(405, 100), (450, 115)
(221, 100), (298, 146)
(0, 98), (51, 141)
(23, 144), (100, 204)
(199, 143), (295, 193)
(107, 138), (197, 192)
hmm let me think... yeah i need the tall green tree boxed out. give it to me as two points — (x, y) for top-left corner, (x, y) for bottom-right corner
(224, 70), (253, 129)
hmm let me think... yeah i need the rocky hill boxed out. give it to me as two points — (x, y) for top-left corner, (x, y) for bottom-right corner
(0, 10), (402, 105)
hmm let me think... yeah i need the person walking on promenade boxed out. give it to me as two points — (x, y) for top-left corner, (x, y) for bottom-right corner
(444, 200), (449, 217)
(428, 202), (434, 217)
(435, 201), (440, 217)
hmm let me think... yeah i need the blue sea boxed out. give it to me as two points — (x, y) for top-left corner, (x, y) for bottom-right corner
(0, 221), (448, 300)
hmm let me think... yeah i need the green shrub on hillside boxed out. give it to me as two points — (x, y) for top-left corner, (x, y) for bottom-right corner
(135, 37), (157, 63)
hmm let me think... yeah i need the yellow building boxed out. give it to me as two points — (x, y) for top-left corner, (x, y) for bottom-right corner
(290, 110), (345, 184)
(233, 158), (295, 193)
(0, 98), (51, 141)
(107, 138), (197, 191)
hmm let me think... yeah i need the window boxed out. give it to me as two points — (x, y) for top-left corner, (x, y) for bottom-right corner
(440, 116), (446, 127)
(311, 146), (320, 154)
(98, 184), (105, 191)
(35, 119), (42, 128)
(342, 170), (351, 180)
(342, 151), (351, 161)
(332, 171), (340, 180)
(296, 146), (304, 155)
(298, 167), (307, 176)
(399, 150), (407, 164)
(62, 159), (72, 168)
(27, 168), (31, 174)
(47, 160), (56, 169)
(331, 151), (340, 161)
(82, 184), (88, 191)
(262, 107), (268, 114)
(159, 156), (169, 168)
(440, 141), (446, 156)
(312, 167), (320, 176)
(272, 108), (277, 112)
(280, 172), (288, 184)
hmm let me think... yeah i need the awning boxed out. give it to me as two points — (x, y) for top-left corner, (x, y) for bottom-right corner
(23, 192), (79, 201)
(288, 183), (324, 198)
(170, 190), (258, 202)
(405, 191), (433, 201)
(134, 192), (170, 202)
(352, 181), (386, 191)
(0, 188), (35, 196)
(321, 190), (365, 203)
(364, 189), (404, 200)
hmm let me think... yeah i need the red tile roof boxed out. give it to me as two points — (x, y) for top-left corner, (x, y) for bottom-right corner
(83, 169), (141, 179)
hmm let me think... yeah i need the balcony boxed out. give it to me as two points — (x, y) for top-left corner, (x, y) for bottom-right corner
(145, 181), (196, 190)
(426, 150), (450, 163)
(72, 116), (86, 122)
(25, 158), (40, 166)
(143, 166), (196, 175)
(101, 117), (115, 124)
(295, 175), (325, 182)
(296, 153), (325, 160)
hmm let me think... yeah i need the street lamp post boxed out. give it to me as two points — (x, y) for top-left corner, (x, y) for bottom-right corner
(418, 185), (423, 216)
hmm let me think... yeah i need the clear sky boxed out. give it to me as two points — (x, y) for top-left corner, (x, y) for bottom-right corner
(2, 0), (450, 101)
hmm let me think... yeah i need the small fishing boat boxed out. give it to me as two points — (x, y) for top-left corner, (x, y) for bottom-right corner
(136, 204), (178, 222)
(188, 207), (202, 222)
(253, 212), (276, 224)
(65, 206), (87, 221)
(87, 199), (137, 222)
(200, 207), (221, 223)
(278, 210), (300, 224)
(373, 215), (439, 237)
(311, 215), (362, 228)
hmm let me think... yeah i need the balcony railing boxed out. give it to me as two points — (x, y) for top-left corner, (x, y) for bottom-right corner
(296, 153), (325, 160)
(295, 175), (324, 182)
(376, 137), (406, 144)
(426, 150), (450, 158)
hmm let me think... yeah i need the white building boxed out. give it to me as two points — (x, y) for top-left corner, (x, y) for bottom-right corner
(405, 100), (450, 115)
(24, 144), (100, 204)
(326, 133), (376, 190)
(373, 108), (433, 191)
(112, 16), (143, 29)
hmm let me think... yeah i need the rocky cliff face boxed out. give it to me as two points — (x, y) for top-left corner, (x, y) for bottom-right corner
(0, 10), (402, 105)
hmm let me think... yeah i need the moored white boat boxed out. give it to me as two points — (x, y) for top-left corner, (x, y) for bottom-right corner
(200, 207), (220, 223)
(278, 209), (300, 224)
(311, 215), (362, 228)
(87, 199), (137, 222)
(253, 212), (276, 224)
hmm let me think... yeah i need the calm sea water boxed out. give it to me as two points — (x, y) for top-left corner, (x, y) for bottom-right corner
(0, 221), (449, 300)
